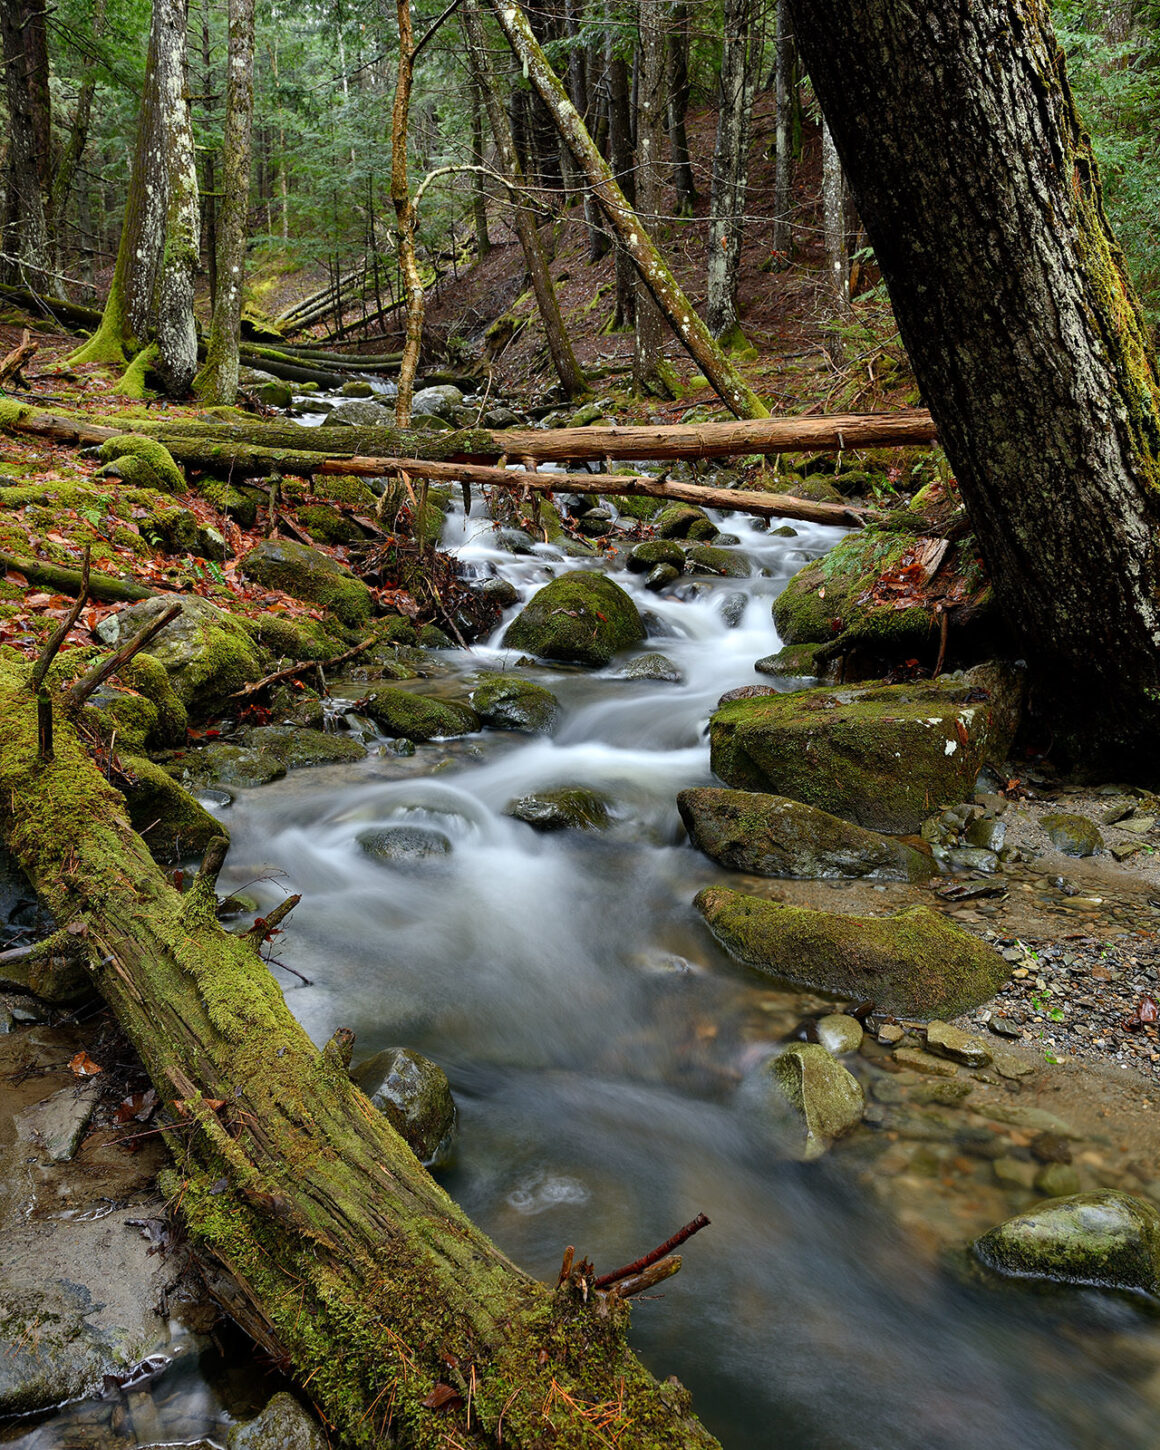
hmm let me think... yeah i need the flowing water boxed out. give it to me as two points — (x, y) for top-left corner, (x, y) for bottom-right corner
(8, 487), (1160, 1448)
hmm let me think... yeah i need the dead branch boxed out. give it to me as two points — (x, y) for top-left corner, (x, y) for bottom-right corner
(65, 602), (183, 710)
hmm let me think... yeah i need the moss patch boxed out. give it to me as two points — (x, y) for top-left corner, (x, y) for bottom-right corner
(502, 573), (645, 666)
(97, 435), (185, 493)
(239, 539), (373, 628)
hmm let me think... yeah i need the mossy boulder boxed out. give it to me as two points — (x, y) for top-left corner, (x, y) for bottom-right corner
(340, 379), (374, 398)
(502, 573), (645, 666)
(685, 545), (751, 579)
(228, 1392), (326, 1450)
(297, 504), (365, 546)
(972, 1193), (1160, 1296)
(241, 613), (346, 663)
(96, 435), (184, 493)
(771, 527), (929, 649)
(754, 643), (825, 679)
(1041, 812), (1104, 857)
(678, 788), (933, 882)
(107, 596), (262, 715)
(627, 540), (686, 573)
(470, 674), (561, 733)
(357, 826), (453, 865)
(505, 788), (610, 831)
(761, 1043), (864, 1160)
(200, 480), (258, 528)
(239, 539), (373, 628)
(175, 742), (287, 789)
(694, 886), (1009, 1018)
(655, 505), (717, 540)
(320, 399), (396, 429)
(362, 687), (479, 741)
(246, 725), (367, 768)
(120, 755), (227, 862)
(708, 668), (1023, 833)
(351, 1047), (456, 1166)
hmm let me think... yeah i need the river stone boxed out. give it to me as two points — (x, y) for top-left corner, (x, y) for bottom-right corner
(891, 1046), (959, 1078)
(694, 886), (1009, 1018)
(816, 1014), (864, 1055)
(340, 379), (374, 398)
(1041, 812), (1104, 857)
(351, 1047), (456, 1165)
(319, 398), (395, 428)
(470, 674), (561, 733)
(972, 1192), (1160, 1295)
(239, 539), (373, 628)
(655, 504), (717, 540)
(617, 652), (684, 683)
(685, 544), (752, 579)
(646, 563), (681, 592)
(925, 1020), (991, 1067)
(502, 573), (645, 666)
(1035, 1162), (1083, 1197)
(177, 742), (286, 789)
(14, 1083), (98, 1162)
(707, 666), (1023, 834)
(476, 576), (519, 608)
(411, 384), (464, 419)
(505, 788), (610, 831)
(228, 1393), (327, 1450)
(627, 540), (686, 573)
(677, 788), (932, 882)
(363, 687), (479, 741)
(246, 725), (367, 768)
(357, 826), (453, 864)
(107, 596), (263, 715)
(765, 1043), (864, 1160)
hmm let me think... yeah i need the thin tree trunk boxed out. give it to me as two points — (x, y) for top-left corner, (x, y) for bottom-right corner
(199, 0), (218, 311)
(772, 0), (792, 260)
(633, 0), (677, 397)
(467, 60), (492, 259)
(787, 0), (1160, 765)
(48, 0), (107, 282)
(0, 0), (50, 289)
(821, 118), (851, 359)
(607, 23), (636, 328)
(195, 0), (255, 404)
(666, 2), (696, 214)
(487, 0), (769, 418)
(706, 0), (756, 345)
(391, 0), (423, 427)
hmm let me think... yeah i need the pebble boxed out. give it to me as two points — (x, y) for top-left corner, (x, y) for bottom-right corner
(925, 1021), (992, 1068)
(816, 1013), (864, 1055)
(877, 1023), (905, 1046)
(1033, 1161), (1082, 1196)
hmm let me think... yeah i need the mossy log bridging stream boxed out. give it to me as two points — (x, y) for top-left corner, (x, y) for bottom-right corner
(0, 661), (720, 1450)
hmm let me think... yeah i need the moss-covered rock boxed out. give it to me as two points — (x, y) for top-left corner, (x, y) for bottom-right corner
(174, 742), (287, 789)
(708, 667), (1023, 833)
(616, 652), (684, 683)
(120, 754), (227, 862)
(351, 1047), (456, 1166)
(771, 527), (926, 648)
(678, 788), (933, 881)
(240, 613), (346, 663)
(972, 1193), (1160, 1296)
(362, 687), (479, 741)
(762, 1043), (864, 1160)
(107, 596), (262, 716)
(246, 725), (367, 768)
(87, 653), (188, 751)
(470, 674), (561, 733)
(228, 1392), (326, 1450)
(297, 504), (365, 546)
(655, 505), (717, 540)
(1041, 812), (1104, 857)
(199, 479), (258, 528)
(685, 544), (751, 578)
(694, 886), (1009, 1018)
(789, 475), (845, 504)
(150, 505), (199, 554)
(502, 573), (645, 666)
(505, 788), (610, 831)
(239, 539), (373, 628)
(96, 435), (185, 493)
(627, 540), (686, 573)
(754, 643), (826, 679)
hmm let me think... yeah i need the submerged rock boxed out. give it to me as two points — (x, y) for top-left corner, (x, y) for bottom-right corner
(351, 1047), (456, 1164)
(357, 826), (453, 864)
(694, 886), (1009, 1018)
(362, 687), (479, 741)
(502, 573), (645, 666)
(762, 1043), (864, 1160)
(505, 788), (610, 831)
(816, 1014), (864, 1056)
(972, 1192), (1160, 1296)
(1041, 812), (1104, 857)
(228, 1392), (327, 1449)
(707, 666), (1023, 834)
(677, 788), (932, 881)
(617, 652), (684, 683)
(470, 674), (561, 733)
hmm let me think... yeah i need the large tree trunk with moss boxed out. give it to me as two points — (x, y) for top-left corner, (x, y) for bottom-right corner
(488, 0), (769, 419)
(0, 665), (721, 1450)
(706, 0), (757, 346)
(194, 0), (255, 404)
(69, 0), (199, 395)
(788, 0), (1160, 765)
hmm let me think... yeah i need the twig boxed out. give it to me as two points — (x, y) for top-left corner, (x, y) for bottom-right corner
(30, 545), (90, 693)
(246, 893), (302, 942)
(36, 687), (53, 764)
(933, 606), (949, 678)
(66, 601), (183, 710)
(592, 1213), (710, 1290)
(229, 636), (376, 701)
(608, 1254), (681, 1299)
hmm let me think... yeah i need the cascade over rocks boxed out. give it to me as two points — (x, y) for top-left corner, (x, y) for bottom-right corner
(694, 886), (1010, 1018)
(502, 573), (645, 666)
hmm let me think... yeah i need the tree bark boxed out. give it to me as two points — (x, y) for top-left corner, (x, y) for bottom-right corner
(706, 0), (757, 344)
(820, 118), (850, 358)
(48, 0), (107, 279)
(488, 0), (769, 419)
(390, 0), (424, 428)
(787, 0), (1160, 764)
(68, 0), (200, 396)
(0, 0), (50, 290)
(633, 0), (678, 398)
(666, 2), (697, 215)
(195, 0), (255, 405)
(0, 668), (720, 1450)
(467, 61), (492, 259)
(772, 0), (793, 261)
(607, 24), (637, 329)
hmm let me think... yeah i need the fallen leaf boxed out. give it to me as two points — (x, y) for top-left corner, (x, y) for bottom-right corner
(422, 1383), (464, 1411)
(1140, 996), (1158, 1023)
(69, 1051), (102, 1076)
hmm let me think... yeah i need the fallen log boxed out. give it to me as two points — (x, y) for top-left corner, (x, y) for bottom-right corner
(0, 283), (103, 333)
(0, 329), (39, 387)
(0, 667), (720, 1450)
(0, 547), (158, 602)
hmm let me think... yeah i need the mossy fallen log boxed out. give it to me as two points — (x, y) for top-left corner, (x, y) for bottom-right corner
(0, 661), (720, 1450)
(0, 547), (158, 602)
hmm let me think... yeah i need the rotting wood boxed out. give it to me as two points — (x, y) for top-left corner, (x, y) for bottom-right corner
(0, 547), (158, 603)
(0, 669), (722, 1450)
(0, 329), (39, 387)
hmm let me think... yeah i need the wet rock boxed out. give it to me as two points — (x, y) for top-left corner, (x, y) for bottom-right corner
(685, 545), (751, 579)
(816, 1014), (863, 1055)
(1041, 812), (1104, 857)
(96, 434), (185, 493)
(925, 1020), (991, 1068)
(104, 596), (262, 715)
(755, 643), (825, 679)
(14, 1084), (97, 1162)
(718, 685), (779, 705)
(965, 815), (1007, 852)
(972, 1192), (1160, 1295)
(177, 742), (286, 789)
(228, 1392), (327, 1449)
(627, 540), (686, 573)
(494, 528), (538, 555)
(484, 405), (520, 428)
(351, 1046), (456, 1165)
(877, 1023), (906, 1046)
(362, 687), (479, 741)
(357, 826), (453, 864)
(502, 573), (645, 666)
(505, 788), (610, 831)
(320, 398), (395, 428)
(645, 563), (681, 592)
(992, 1156), (1038, 1190)
(677, 788), (933, 882)
(655, 504), (717, 540)
(1034, 1162), (1083, 1197)
(475, 576), (519, 608)
(411, 384), (464, 419)
(720, 592), (747, 627)
(707, 666), (1024, 834)
(470, 674), (561, 733)
(1030, 1132), (1073, 1165)
(694, 886), (1009, 1018)
(617, 652), (684, 683)
(763, 1043), (864, 1160)
(339, 379), (374, 398)
(892, 1046), (960, 1078)
(240, 539), (374, 628)
(245, 725), (367, 768)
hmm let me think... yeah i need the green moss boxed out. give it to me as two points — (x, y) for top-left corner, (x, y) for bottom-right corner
(298, 504), (365, 545)
(240, 613), (346, 662)
(312, 475), (379, 509)
(771, 528), (919, 646)
(362, 687), (479, 741)
(119, 653), (188, 744)
(120, 753), (227, 862)
(239, 539), (374, 628)
(470, 674), (561, 733)
(97, 435), (185, 492)
(118, 342), (160, 399)
(605, 492), (660, 521)
(502, 573), (645, 666)
(972, 1192), (1160, 1295)
(199, 478), (259, 528)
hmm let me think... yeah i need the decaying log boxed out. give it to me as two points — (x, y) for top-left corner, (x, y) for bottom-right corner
(0, 329), (39, 387)
(0, 669), (720, 1450)
(0, 546), (158, 602)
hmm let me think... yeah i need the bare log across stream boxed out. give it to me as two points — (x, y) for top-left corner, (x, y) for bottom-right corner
(0, 666), (720, 1450)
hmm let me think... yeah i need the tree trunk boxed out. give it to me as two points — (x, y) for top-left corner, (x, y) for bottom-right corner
(772, 0), (792, 260)
(488, 0), (769, 419)
(390, 0), (424, 427)
(666, 2), (697, 215)
(633, 0), (678, 398)
(68, 0), (200, 396)
(467, 62), (492, 259)
(0, 666), (720, 1450)
(48, 0), (107, 282)
(787, 0), (1160, 765)
(463, 0), (588, 400)
(195, 0), (255, 404)
(0, 0), (50, 290)
(706, 0), (757, 345)
(820, 117), (850, 358)
(607, 26), (636, 328)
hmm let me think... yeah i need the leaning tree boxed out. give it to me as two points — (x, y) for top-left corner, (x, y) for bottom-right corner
(787, 0), (1160, 767)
